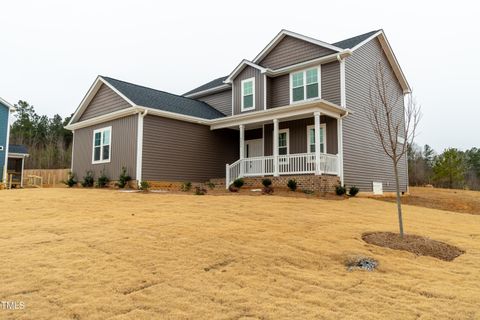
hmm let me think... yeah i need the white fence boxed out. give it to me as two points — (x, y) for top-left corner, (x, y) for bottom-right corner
(226, 153), (339, 187)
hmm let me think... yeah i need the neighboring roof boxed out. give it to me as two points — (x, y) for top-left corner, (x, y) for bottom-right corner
(0, 97), (15, 111)
(101, 77), (226, 119)
(183, 76), (229, 96)
(332, 30), (381, 49)
(8, 144), (28, 155)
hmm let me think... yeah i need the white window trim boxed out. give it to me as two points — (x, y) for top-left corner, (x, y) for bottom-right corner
(289, 66), (321, 104)
(92, 126), (112, 164)
(278, 128), (289, 163)
(306, 123), (327, 154)
(241, 77), (255, 111)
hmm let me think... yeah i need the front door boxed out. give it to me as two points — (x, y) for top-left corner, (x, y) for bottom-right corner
(245, 139), (263, 174)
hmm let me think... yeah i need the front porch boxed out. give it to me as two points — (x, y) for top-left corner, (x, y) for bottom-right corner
(221, 106), (345, 188)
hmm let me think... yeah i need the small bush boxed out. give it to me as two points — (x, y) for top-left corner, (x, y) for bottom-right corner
(81, 171), (94, 188)
(262, 186), (274, 195)
(206, 181), (216, 190)
(181, 181), (192, 192)
(303, 189), (314, 195)
(140, 181), (150, 192)
(335, 185), (346, 196)
(262, 178), (272, 187)
(349, 186), (359, 197)
(287, 179), (297, 191)
(194, 186), (207, 195)
(228, 185), (238, 192)
(65, 172), (77, 188)
(233, 178), (244, 189)
(97, 170), (109, 188)
(116, 167), (131, 189)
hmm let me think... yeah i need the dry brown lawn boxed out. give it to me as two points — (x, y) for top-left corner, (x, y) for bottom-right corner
(377, 186), (480, 215)
(1, 188), (480, 319)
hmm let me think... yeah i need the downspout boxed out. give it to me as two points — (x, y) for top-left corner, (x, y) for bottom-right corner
(136, 109), (148, 187)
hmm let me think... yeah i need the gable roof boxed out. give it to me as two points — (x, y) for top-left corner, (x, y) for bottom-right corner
(102, 77), (226, 119)
(0, 97), (15, 111)
(183, 76), (229, 96)
(332, 30), (380, 49)
(223, 60), (267, 84)
(8, 144), (28, 155)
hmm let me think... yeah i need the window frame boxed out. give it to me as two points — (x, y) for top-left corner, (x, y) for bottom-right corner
(241, 77), (256, 111)
(306, 124), (327, 154)
(289, 66), (321, 104)
(277, 128), (289, 163)
(91, 126), (112, 164)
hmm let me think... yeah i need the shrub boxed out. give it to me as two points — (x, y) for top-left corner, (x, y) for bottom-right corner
(233, 178), (244, 189)
(228, 185), (238, 192)
(81, 170), (94, 188)
(349, 186), (359, 197)
(262, 178), (272, 187)
(140, 181), (150, 192)
(65, 172), (77, 188)
(194, 186), (207, 195)
(287, 179), (297, 191)
(97, 170), (109, 188)
(303, 189), (314, 195)
(206, 181), (216, 190)
(116, 167), (131, 189)
(262, 186), (274, 195)
(335, 185), (346, 196)
(181, 181), (192, 192)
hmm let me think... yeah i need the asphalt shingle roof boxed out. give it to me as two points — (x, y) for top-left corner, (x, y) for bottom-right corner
(332, 30), (380, 49)
(9, 144), (28, 154)
(102, 77), (226, 119)
(183, 76), (229, 96)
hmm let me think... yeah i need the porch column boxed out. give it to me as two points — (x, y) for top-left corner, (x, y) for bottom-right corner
(239, 124), (245, 176)
(20, 157), (25, 188)
(337, 117), (344, 186)
(273, 118), (279, 177)
(314, 111), (321, 175)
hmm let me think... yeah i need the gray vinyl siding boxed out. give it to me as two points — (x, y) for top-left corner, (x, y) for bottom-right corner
(343, 38), (408, 192)
(142, 115), (239, 182)
(78, 84), (131, 122)
(264, 117), (337, 156)
(198, 89), (232, 116)
(233, 66), (264, 115)
(72, 115), (138, 181)
(268, 75), (289, 108)
(321, 61), (341, 105)
(259, 35), (336, 69)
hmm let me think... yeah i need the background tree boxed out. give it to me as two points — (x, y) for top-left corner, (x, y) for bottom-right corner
(9, 100), (73, 169)
(432, 148), (465, 189)
(367, 62), (421, 238)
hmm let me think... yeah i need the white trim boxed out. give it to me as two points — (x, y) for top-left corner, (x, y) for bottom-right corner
(262, 124), (265, 157)
(0, 97), (15, 111)
(20, 157), (25, 188)
(273, 119), (279, 176)
(7, 153), (29, 158)
(136, 110), (147, 185)
(224, 60), (267, 84)
(241, 77), (255, 111)
(184, 84), (231, 98)
(253, 30), (342, 64)
(263, 74), (267, 110)
(231, 81), (235, 116)
(68, 76), (137, 125)
(66, 107), (139, 130)
(306, 123), (326, 154)
(339, 58), (346, 107)
(350, 30), (411, 93)
(338, 117), (344, 185)
(266, 51), (350, 76)
(91, 126), (112, 164)
(71, 130), (75, 172)
(289, 66), (321, 104)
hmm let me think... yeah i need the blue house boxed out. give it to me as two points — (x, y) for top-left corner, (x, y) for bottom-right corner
(0, 97), (28, 187)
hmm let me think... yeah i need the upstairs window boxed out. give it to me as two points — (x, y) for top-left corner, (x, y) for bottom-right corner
(241, 78), (255, 111)
(92, 126), (111, 164)
(290, 67), (320, 103)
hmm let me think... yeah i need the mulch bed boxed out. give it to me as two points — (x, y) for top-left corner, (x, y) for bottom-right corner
(362, 232), (464, 261)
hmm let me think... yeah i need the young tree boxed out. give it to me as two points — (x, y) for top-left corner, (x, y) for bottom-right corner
(433, 148), (465, 189)
(367, 62), (421, 238)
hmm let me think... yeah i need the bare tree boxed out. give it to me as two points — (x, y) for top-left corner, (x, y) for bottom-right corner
(367, 62), (421, 238)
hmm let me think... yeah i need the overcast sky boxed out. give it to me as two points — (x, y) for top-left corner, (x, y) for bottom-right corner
(1, 0), (478, 152)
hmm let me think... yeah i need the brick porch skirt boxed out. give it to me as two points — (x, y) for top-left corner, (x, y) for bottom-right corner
(211, 174), (340, 193)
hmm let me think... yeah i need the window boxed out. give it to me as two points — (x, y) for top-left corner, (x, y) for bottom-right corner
(92, 126), (111, 164)
(241, 78), (255, 111)
(307, 124), (326, 153)
(278, 129), (289, 163)
(290, 67), (320, 103)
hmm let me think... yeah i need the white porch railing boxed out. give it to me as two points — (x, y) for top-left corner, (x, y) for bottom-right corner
(226, 153), (339, 187)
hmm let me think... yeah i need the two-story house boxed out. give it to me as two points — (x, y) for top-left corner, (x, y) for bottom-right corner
(66, 29), (409, 194)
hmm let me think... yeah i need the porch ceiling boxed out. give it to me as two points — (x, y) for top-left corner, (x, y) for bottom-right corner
(210, 99), (349, 130)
